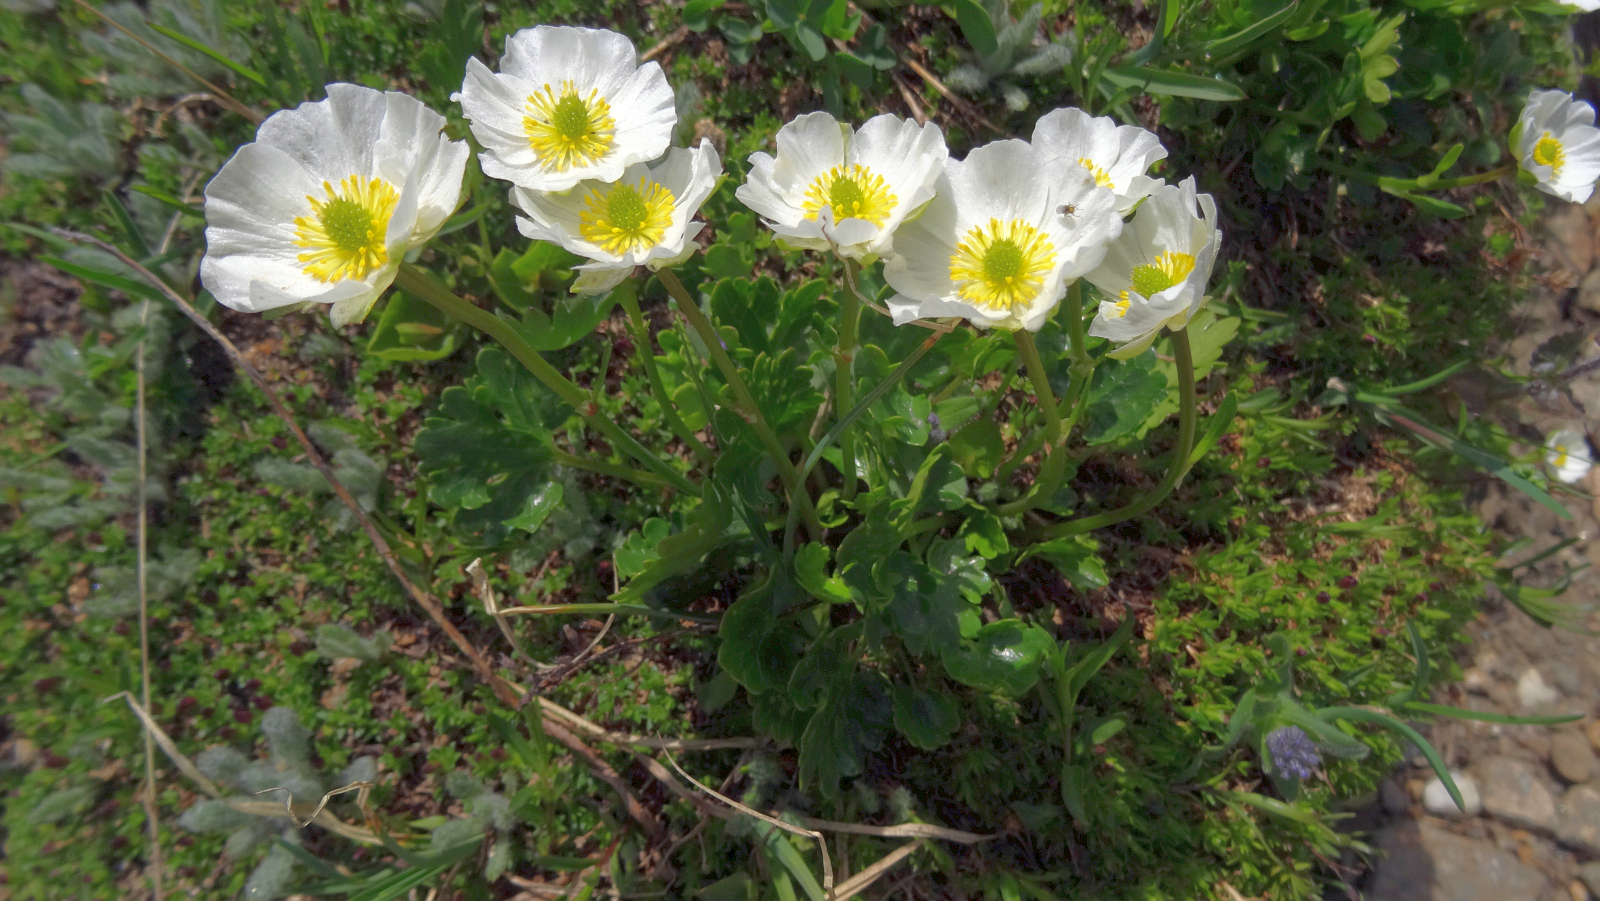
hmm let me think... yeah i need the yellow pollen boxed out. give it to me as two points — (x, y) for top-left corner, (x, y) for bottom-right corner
(1128, 251), (1197, 299)
(523, 81), (616, 172)
(1113, 292), (1132, 317)
(801, 163), (897, 226)
(293, 175), (399, 283)
(1533, 131), (1565, 175)
(948, 217), (1056, 313)
(1554, 447), (1570, 468)
(578, 177), (676, 256)
(1078, 156), (1114, 188)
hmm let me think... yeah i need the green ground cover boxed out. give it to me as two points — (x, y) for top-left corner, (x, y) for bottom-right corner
(0, 0), (1587, 898)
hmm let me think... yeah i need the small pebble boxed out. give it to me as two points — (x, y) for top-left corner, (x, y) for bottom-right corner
(1553, 732), (1595, 784)
(1580, 861), (1600, 899)
(1517, 668), (1561, 710)
(1422, 771), (1482, 817)
(1461, 667), (1492, 695)
(1586, 720), (1600, 755)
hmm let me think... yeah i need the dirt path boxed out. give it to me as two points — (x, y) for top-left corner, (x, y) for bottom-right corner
(1358, 199), (1600, 901)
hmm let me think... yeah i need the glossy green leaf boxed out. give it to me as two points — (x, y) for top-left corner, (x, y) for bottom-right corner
(942, 620), (1054, 696)
(1023, 534), (1109, 589)
(1083, 348), (1166, 444)
(794, 542), (852, 605)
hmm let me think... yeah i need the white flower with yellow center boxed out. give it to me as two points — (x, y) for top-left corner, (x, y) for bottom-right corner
(201, 84), (468, 326)
(1513, 90), (1600, 204)
(1031, 107), (1166, 214)
(455, 26), (676, 193)
(1546, 428), (1594, 484)
(883, 139), (1120, 332)
(1086, 177), (1221, 358)
(734, 111), (947, 261)
(513, 142), (721, 294)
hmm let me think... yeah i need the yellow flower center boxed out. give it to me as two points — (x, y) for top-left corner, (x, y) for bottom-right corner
(1078, 156), (1114, 188)
(949, 218), (1056, 313)
(293, 175), (400, 283)
(1112, 252), (1196, 318)
(523, 81), (616, 172)
(801, 163), (897, 226)
(1554, 446), (1570, 468)
(1533, 131), (1565, 175)
(578, 177), (676, 256)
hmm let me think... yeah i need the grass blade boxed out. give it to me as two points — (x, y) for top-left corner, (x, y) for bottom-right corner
(145, 21), (266, 86)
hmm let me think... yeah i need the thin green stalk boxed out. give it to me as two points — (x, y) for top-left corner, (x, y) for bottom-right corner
(1037, 326), (1199, 538)
(619, 289), (715, 469)
(395, 264), (697, 495)
(1422, 163), (1517, 190)
(551, 449), (675, 488)
(656, 268), (823, 541)
(783, 327), (949, 559)
(836, 261), (864, 500)
(992, 330), (1069, 517)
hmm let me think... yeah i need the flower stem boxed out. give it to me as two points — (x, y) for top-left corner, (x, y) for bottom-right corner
(992, 329), (1068, 517)
(618, 287), (716, 470)
(991, 283), (1092, 515)
(656, 268), (824, 541)
(783, 325), (950, 559)
(1037, 326), (1198, 538)
(836, 260), (864, 500)
(1423, 163), (1517, 190)
(996, 282), (1097, 482)
(395, 263), (698, 496)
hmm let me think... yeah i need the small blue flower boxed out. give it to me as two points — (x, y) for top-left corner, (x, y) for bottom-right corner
(1266, 726), (1321, 780)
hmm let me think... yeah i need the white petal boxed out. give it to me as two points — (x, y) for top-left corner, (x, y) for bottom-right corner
(769, 112), (847, 197)
(946, 140), (1052, 230)
(255, 83), (384, 182)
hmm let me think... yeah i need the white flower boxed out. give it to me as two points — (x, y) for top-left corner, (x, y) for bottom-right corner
(1085, 177), (1221, 358)
(734, 111), (947, 261)
(1031, 107), (1166, 213)
(455, 26), (676, 193)
(882, 139), (1121, 332)
(513, 142), (721, 294)
(201, 84), (468, 326)
(1513, 90), (1600, 204)
(1546, 428), (1594, 484)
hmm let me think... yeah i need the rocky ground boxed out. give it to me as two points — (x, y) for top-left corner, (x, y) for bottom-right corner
(1358, 198), (1600, 901)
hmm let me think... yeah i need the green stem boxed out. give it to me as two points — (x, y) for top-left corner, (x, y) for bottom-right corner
(395, 264), (698, 496)
(783, 326), (949, 559)
(992, 283), (1090, 515)
(996, 328), (1097, 480)
(1422, 162), (1517, 190)
(1037, 326), (1198, 538)
(992, 331), (1067, 518)
(656, 268), (823, 541)
(551, 449), (674, 489)
(619, 288), (716, 470)
(836, 260), (864, 500)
